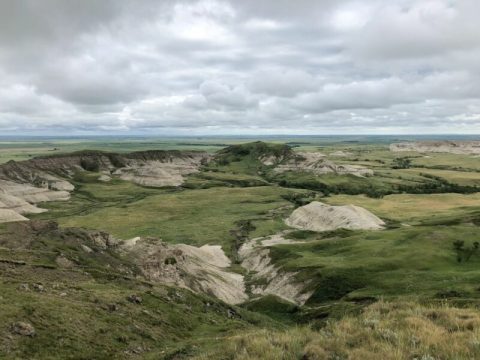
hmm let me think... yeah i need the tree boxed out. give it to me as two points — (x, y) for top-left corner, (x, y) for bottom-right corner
(453, 240), (465, 251)
(391, 157), (412, 169)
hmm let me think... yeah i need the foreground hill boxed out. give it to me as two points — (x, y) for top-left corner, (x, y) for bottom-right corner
(198, 300), (480, 360)
(0, 220), (275, 359)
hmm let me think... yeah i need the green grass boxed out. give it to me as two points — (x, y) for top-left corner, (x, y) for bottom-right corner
(412, 152), (480, 171)
(324, 192), (480, 223)
(268, 225), (480, 303)
(6, 139), (480, 358)
(398, 168), (480, 186)
(33, 182), (298, 255)
(0, 223), (277, 359)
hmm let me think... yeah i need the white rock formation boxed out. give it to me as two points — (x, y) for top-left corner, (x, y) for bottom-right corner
(122, 238), (248, 305)
(285, 201), (385, 232)
(239, 232), (312, 305)
(390, 141), (480, 155)
(274, 152), (372, 177)
(0, 180), (70, 223)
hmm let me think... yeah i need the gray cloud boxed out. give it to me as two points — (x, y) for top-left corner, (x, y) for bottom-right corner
(0, 0), (479, 134)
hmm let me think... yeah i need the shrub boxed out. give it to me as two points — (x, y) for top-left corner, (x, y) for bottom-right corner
(80, 158), (100, 172)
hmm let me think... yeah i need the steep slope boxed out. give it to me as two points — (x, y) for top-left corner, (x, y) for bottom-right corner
(274, 152), (373, 177)
(213, 142), (372, 177)
(121, 237), (248, 305)
(285, 201), (385, 231)
(0, 220), (274, 359)
(239, 233), (312, 305)
(0, 180), (70, 224)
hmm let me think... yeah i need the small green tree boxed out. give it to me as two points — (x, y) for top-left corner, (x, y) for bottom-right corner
(392, 157), (412, 169)
(453, 240), (465, 251)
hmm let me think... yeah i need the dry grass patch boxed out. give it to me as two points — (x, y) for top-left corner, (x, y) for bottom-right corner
(195, 301), (480, 360)
(324, 193), (480, 223)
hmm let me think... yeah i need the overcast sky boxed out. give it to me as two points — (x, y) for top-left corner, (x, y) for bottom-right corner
(1, 0), (479, 135)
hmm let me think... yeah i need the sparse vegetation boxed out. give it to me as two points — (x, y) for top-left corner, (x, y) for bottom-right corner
(197, 301), (480, 360)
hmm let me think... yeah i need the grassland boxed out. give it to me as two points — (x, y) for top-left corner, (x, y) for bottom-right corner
(32, 178), (303, 255)
(324, 193), (480, 223)
(273, 224), (480, 304)
(3, 137), (480, 358)
(197, 300), (480, 360)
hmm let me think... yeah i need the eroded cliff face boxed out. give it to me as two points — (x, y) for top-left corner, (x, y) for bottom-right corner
(239, 233), (313, 305)
(390, 141), (480, 155)
(0, 220), (248, 305)
(115, 151), (209, 187)
(0, 219), (311, 306)
(0, 150), (210, 223)
(121, 237), (248, 305)
(273, 152), (373, 177)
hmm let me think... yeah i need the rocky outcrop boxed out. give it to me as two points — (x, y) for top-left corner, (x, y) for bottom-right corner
(121, 237), (248, 305)
(115, 151), (208, 187)
(0, 150), (209, 189)
(239, 233), (312, 305)
(390, 141), (480, 155)
(0, 179), (70, 223)
(285, 201), (385, 232)
(273, 152), (373, 177)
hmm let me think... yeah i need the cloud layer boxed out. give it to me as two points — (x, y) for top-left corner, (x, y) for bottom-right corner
(1, 0), (479, 134)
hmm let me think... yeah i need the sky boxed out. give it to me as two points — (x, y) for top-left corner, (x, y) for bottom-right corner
(0, 0), (479, 135)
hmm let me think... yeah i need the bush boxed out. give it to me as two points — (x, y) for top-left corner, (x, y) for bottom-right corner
(80, 158), (100, 172)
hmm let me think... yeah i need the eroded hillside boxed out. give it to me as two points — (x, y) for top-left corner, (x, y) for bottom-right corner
(0, 150), (209, 223)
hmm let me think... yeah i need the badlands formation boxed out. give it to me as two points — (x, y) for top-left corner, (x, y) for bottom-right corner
(0, 144), (382, 306)
(121, 236), (248, 305)
(239, 232), (312, 305)
(272, 152), (373, 177)
(0, 150), (209, 224)
(390, 141), (480, 155)
(286, 201), (385, 232)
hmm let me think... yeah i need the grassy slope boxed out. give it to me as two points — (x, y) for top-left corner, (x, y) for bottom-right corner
(197, 300), (480, 360)
(0, 223), (277, 359)
(273, 225), (480, 303)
